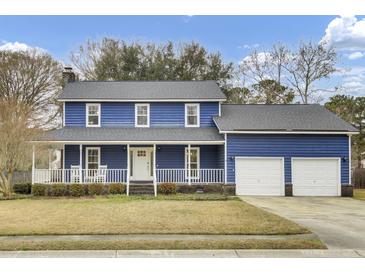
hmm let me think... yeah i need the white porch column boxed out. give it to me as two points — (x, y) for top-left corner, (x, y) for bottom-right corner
(79, 144), (83, 183)
(126, 144), (130, 196)
(32, 144), (35, 185)
(153, 144), (157, 196)
(188, 144), (191, 185)
(349, 135), (352, 185)
(224, 133), (227, 184)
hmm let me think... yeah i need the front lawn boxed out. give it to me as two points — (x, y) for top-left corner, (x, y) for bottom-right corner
(0, 195), (309, 235)
(354, 189), (365, 200)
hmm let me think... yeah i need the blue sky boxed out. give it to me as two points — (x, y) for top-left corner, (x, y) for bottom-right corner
(0, 15), (364, 99)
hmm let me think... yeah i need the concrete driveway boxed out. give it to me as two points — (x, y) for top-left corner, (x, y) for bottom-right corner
(240, 196), (365, 250)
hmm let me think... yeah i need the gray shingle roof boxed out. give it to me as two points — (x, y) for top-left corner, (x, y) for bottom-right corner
(213, 104), (358, 132)
(59, 81), (226, 101)
(36, 127), (224, 142)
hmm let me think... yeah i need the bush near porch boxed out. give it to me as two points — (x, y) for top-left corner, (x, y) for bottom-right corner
(30, 183), (126, 197)
(15, 183), (234, 197)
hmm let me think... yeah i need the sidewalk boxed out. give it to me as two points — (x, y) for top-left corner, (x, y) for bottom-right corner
(1, 249), (364, 258)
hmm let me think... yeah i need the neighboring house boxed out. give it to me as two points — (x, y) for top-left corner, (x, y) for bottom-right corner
(32, 69), (358, 196)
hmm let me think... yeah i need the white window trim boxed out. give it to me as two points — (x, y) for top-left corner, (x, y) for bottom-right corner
(85, 147), (101, 170)
(185, 103), (200, 128)
(184, 147), (200, 179)
(86, 103), (101, 127)
(135, 103), (150, 128)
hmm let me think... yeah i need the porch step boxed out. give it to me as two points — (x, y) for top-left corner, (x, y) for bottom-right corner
(129, 183), (154, 195)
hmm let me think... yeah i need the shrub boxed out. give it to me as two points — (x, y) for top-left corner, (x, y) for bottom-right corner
(13, 183), (32, 194)
(176, 185), (198, 194)
(158, 183), (177, 195)
(31, 184), (48, 196)
(202, 184), (223, 193)
(69, 184), (86, 197)
(108, 183), (125, 194)
(222, 185), (236, 195)
(50, 184), (68, 196)
(88, 183), (104, 195)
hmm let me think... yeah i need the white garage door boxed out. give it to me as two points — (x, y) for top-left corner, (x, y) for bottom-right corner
(235, 157), (284, 196)
(292, 158), (340, 196)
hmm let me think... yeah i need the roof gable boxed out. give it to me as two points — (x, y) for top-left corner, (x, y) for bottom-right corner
(59, 81), (226, 101)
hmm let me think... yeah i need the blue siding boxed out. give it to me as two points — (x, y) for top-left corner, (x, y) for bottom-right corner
(156, 145), (221, 169)
(150, 103), (184, 127)
(65, 103), (86, 127)
(200, 103), (219, 127)
(64, 145), (127, 169)
(226, 134), (349, 184)
(64, 102), (219, 128)
(101, 103), (134, 127)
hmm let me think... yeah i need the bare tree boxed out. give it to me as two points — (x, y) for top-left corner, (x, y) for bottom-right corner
(238, 44), (293, 104)
(285, 42), (337, 104)
(0, 101), (40, 197)
(0, 50), (63, 128)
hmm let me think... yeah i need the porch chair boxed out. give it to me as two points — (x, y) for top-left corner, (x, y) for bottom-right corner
(95, 165), (108, 183)
(70, 165), (81, 183)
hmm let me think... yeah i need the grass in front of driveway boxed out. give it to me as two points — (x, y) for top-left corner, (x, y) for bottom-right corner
(0, 195), (309, 236)
(353, 189), (365, 200)
(0, 239), (326, 251)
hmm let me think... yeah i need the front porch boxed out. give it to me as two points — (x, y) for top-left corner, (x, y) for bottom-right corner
(32, 143), (225, 195)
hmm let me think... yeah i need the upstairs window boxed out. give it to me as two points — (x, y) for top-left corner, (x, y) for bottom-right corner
(135, 103), (150, 127)
(185, 103), (200, 127)
(86, 103), (100, 127)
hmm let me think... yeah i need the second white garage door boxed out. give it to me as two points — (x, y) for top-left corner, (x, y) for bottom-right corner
(235, 157), (284, 196)
(292, 158), (341, 196)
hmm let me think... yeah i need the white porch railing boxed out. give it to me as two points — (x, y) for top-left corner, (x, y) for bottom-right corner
(34, 169), (128, 184)
(156, 169), (224, 184)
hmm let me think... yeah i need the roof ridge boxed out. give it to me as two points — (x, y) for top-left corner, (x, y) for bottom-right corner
(71, 80), (218, 83)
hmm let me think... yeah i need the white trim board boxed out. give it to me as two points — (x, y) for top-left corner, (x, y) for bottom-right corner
(31, 140), (225, 145)
(59, 99), (226, 102)
(219, 130), (358, 135)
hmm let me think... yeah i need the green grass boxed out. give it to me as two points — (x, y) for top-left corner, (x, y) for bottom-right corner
(0, 239), (326, 251)
(353, 189), (365, 200)
(0, 195), (309, 236)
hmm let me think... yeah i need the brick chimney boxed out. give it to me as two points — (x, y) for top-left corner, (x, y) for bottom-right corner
(62, 67), (76, 83)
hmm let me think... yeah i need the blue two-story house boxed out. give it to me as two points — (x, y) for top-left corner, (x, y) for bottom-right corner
(32, 69), (358, 197)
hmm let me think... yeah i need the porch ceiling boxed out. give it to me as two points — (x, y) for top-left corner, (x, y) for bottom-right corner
(33, 127), (224, 144)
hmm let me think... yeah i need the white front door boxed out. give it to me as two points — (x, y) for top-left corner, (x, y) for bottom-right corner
(130, 148), (153, 181)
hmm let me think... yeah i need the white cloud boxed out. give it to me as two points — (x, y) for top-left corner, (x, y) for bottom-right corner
(347, 51), (364, 60)
(242, 51), (271, 64)
(238, 43), (260, 50)
(0, 41), (45, 53)
(321, 16), (365, 50)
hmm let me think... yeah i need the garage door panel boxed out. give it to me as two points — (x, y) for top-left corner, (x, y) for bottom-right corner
(236, 158), (284, 196)
(292, 159), (340, 196)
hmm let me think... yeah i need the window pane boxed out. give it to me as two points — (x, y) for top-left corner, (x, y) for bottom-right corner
(137, 116), (147, 125)
(88, 115), (99, 125)
(190, 150), (198, 163)
(187, 106), (197, 115)
(137, 106), (147, 115)
(88, 105), (99, 115)
(188, 116), (197, 125)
